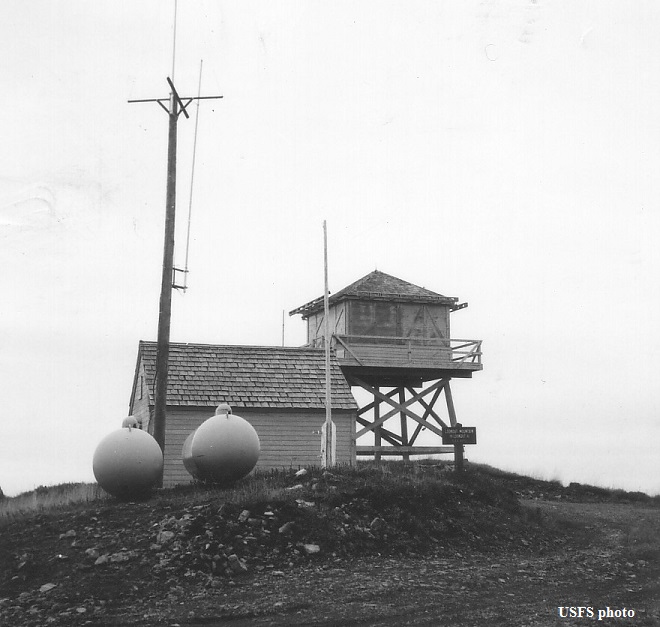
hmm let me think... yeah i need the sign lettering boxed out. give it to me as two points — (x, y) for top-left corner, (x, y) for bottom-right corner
(442, 426), (477, 445)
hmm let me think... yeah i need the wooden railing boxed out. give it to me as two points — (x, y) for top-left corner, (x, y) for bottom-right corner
(449, 339), (483, 364)
(311, 334), (482, 367)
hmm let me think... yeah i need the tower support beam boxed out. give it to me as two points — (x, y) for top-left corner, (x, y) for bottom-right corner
(348, 376), (465, 467)
(352, 377), (448, 439)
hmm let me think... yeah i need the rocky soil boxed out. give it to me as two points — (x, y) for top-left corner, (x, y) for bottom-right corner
(1, 464), (658, 626)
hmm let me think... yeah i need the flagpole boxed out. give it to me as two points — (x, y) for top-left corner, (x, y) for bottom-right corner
(322, 220), (335, 467)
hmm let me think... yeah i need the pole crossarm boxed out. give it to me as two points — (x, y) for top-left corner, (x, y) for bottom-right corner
(353, 377), (448, 439)
(128, 77), (222, 118)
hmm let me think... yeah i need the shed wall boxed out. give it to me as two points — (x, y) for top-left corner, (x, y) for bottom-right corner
(130, 364), (152, 431)
(162, 407), (356, 487)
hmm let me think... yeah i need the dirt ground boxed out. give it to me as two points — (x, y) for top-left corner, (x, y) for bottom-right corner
(2, 470), (658, 627)
(139, 501), (660, 627)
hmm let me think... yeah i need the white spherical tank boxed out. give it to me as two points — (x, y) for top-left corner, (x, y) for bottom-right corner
(93, 422), (163, 500)
(182, 404), (260, 484)
(181, 430), (200, 480)
(122, 416), (139, 429)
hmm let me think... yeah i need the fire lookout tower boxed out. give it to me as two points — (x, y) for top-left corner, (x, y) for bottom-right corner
(290, 270), (483, 462)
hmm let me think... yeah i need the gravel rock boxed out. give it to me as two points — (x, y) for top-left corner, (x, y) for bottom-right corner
(157, 530), (175, 544)
(278, 521), (294, 535)
(228, 554), (248, 574)
(303, 544), (321, 555)
(238, 510), (250, 523)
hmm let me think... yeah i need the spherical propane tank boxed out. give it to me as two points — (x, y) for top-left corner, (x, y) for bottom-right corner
(122, 416), (139, 429)
(181, 430), (200, 480)
(183, 404), (260, 484)
(93, 421), (163, 500)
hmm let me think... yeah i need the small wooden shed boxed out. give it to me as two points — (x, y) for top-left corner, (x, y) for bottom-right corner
(129, 341), (358, 487)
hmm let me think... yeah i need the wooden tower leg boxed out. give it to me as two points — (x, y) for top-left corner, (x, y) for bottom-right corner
(444, 380), (464, 472)
(374, 387), (381, 462)
(455, 443), (465, 472)
(444, 380), (457, 426)
(399, 388), (409, 461)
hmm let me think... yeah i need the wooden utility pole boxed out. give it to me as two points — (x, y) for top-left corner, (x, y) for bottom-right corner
(152, 82), (180, 456)
(128, 79), (222, 474)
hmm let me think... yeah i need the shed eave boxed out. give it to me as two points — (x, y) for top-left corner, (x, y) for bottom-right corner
(290, 293), (458, 319)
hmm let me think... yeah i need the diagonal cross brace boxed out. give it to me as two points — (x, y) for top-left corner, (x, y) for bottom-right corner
(356, 416), (403, 446)
(354, 377), (449, 439)
(356, 387), (400, 416)
(407, 385), (446, 444)
(406, 385), (449, 430)
(334, 335), (364, 365)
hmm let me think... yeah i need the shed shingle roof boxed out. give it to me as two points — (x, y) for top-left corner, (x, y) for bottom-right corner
(136, 342), (357, 410)
(290, 270), (457, 318)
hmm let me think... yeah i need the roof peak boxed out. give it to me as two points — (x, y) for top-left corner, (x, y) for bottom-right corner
(290, 270), (457, 318)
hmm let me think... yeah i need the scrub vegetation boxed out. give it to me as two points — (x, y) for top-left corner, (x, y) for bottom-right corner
(0, 483), (109, 523)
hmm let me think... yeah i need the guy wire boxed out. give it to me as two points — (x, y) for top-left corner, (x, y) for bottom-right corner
(181, 59), (204, 290)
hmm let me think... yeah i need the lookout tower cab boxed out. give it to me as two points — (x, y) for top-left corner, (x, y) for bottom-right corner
(290, 270), (483, 461)
(290, 270), (482, 384)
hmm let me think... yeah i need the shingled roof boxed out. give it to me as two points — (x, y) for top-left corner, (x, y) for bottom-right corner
(133, 342), (357, 410)
(289, 270), (458, 318)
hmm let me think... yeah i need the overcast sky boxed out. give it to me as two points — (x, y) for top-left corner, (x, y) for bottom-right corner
(2, 1), (658, 497)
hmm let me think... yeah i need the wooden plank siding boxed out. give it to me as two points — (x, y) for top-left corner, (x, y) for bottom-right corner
(129, 363), (152, 431)
(306, 301), (347, 346)
(336, 342), (451, 367)
(162, 408), (356, 487)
